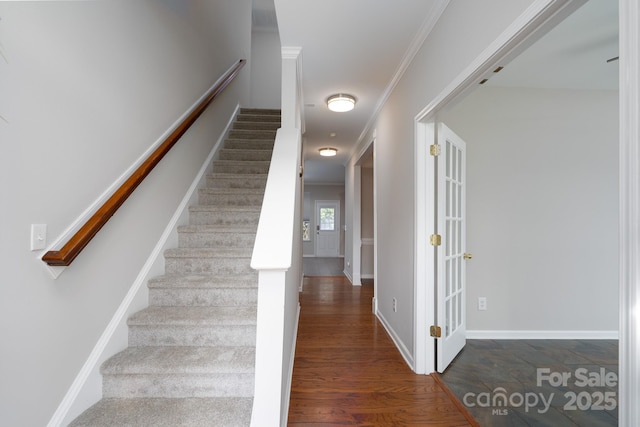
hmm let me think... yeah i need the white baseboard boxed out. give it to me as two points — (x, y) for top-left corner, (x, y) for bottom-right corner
(376, 311), (415, 370)
(343, 269), (354, 283)
(466, 330), (619, 340)
(281, 303), (300, 427)
(361, 274), (374, 279)
(50, 105), (240, 427)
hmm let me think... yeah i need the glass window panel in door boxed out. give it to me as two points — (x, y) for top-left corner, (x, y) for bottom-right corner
(320, 207), (336, 231)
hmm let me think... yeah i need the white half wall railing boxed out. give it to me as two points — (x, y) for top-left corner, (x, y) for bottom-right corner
(250, 47), (304, 427)
(250, 127), (302, 427)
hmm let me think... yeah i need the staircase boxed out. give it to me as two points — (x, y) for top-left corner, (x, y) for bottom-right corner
(69, 108), (280, 427)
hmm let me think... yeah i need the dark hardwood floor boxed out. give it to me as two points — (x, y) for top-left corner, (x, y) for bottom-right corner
(441, 339), (618, 426)
(288, 276), (476, 426)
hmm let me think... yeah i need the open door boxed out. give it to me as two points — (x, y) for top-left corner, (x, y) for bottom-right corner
(435, 123), (467, 373)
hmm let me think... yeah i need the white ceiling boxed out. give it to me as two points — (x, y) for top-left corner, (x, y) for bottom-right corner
(264, 0), (618, 184)
(273, 0), (441, 183)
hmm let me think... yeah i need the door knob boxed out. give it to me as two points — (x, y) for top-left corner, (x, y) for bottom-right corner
(463, 253), (473, 260)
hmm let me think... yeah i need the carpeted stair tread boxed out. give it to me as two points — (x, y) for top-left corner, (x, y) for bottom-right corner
(213, 159), (271, 165)
(239, 108), (280, 116)
(208, 172), (268, 179)
(228, 129), (276, 140)
(187, 206), (261, 226)
(237, 111), (282, 123)
(219, 148), (273, 161)
(189, 205), (262, 213)
(237, 114), (280, 122)
(237, 114), (281, 123)
(68, 397), (253, 427)
(197, 189), (264, 207)
(223, 139), (275, 150)
(164, 247), (253, 258)
(233, 121), (280, 131)
(199, 188), (265, 195)
(178, 224), (257, 233)
(205, 176), (267, 190)
(101, 346), (255, 375)
(148, 275), (258, 289)
(211, 160), (270, 175)
(128, 306), (256, 326)
(178, 227), (257, 248)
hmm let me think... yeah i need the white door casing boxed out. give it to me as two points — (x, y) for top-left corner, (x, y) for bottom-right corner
(436, 123), (467, 373)
(315, 200), (340, 257)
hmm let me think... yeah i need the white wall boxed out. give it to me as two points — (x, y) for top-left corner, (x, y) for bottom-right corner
(440, 86), (619, 333)
(0, 1), (251, 426)
(357, 0), (535, 364)
(250, 29), (282, 109)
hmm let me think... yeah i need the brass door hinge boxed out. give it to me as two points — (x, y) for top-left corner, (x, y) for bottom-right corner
(430, 325), (442, 338)
(430, 144), (441, 156)
(430, 234), (442, 246)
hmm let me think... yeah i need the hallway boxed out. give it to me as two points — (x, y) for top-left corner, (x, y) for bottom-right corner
(287, 276), (476, 426)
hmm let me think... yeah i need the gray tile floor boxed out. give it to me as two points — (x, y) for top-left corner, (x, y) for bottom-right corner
(441, 339), (618, 426)
(302, 257), (344, 276)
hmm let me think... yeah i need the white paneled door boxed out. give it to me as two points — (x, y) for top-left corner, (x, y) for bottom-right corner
(436, 124), (467, 373)
(315, 200), (340, 257)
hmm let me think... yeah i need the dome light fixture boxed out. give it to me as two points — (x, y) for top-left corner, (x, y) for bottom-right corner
(319, 147), (338, 157)
(327, 94), (356, 112)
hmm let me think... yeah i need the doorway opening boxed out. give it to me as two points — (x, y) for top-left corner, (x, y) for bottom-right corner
(414, 0), (619, 375)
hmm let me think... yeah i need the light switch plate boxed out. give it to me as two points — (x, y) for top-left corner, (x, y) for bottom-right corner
(30, 224), (47, 251)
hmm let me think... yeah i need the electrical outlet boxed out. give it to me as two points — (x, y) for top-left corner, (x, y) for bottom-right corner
(478, 297), (487, 311)
(392, 298), (397, 312)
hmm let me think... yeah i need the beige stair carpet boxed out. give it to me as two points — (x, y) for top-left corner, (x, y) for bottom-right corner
(69, 108), (280, 427)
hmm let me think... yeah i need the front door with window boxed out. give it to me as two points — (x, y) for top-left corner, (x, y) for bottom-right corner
(315, 200), (340, 257)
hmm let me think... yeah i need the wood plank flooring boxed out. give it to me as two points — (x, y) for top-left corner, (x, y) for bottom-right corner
(288, 276), (477, 426)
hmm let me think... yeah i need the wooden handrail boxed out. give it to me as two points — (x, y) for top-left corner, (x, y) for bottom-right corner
(43, 59), (246, 267)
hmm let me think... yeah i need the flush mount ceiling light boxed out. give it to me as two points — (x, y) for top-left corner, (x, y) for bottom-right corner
(327, 94), (356, 112)
(319, 147), (338, 157)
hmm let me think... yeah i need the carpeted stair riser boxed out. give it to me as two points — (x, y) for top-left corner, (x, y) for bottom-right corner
(188, 206), (261, 226)
(101, 347), (255, 398)
(127, 306), (257, 347)
(228, 129), (276, 140)
(212, 160), (270, 175)
(239, 107), (281, 116)
(148, 274), (258, 290)
(149, 286), (258, 307)
(178, 226), (257, 248)
(129, 325), (256, 347)
(103, 372), (254, 398)
(69, 109), (279, 426)
(237, 113), (281, 122)
(198, 188), (264, 206)
(233, 121), (280, 131)
(224, 139), (274, 150)
(148, 275), (257, 307)
(206, 174), (267, 189)
(164, 252), (254, 276)
(218, 148), (273, 162)
(67, 397), (253, 427)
